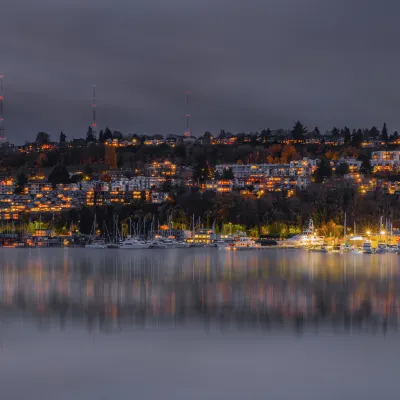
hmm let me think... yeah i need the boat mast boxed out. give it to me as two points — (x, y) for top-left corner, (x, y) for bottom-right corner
(343, 212), (346, 243)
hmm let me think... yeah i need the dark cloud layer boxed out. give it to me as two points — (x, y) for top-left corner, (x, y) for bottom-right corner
(1, 0), (400, 142)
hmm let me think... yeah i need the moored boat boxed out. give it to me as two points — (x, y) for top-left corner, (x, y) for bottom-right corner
(361, 240), (373, 254)
(308, 244), (328, 253)
(120, 239), (150, 249)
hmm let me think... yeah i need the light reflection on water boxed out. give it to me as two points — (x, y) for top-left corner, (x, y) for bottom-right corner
(0, 248), (399, 333)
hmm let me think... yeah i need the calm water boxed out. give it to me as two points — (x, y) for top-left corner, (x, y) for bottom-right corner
(0, 248), (399, 399)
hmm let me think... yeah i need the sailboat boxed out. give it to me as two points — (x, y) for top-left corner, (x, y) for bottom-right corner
(106, 215), (120, 248)
(85, 215), (106, 249)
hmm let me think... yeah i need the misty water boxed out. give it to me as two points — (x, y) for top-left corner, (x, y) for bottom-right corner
(0, 248), (399, 399)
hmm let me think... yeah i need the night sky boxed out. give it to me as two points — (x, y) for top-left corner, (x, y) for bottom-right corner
(1, 0), (399, 143)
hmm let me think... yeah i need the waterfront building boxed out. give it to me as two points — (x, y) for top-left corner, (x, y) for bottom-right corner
(193, 229), (215, 244)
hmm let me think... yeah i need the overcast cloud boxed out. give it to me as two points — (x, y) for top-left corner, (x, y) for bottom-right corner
(1, 0), (399, 142)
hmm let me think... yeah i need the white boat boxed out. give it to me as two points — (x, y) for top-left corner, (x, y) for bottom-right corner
(386, 244), (397, 253)
(120, 239), (150, 249)
(148, 238), (186, 249)
(280, 219), (325, 247)
(214, 240), (232, 249)
(106, 243), (120, 249)
(375, 243), (387, 254)
(361, 240), (373, 254)
(227, 236), (261, 250)
(85, 241), (106, 249)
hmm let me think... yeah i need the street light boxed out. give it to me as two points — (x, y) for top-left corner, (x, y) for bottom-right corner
(380, 231), (386, 235)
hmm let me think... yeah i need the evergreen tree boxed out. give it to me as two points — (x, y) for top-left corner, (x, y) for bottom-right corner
(260, 128), (271, 142)
(358, 154), (372, 176)
(331, 127), (340, 137)
(221, 168), (234, 179)
(351, 129), (364, 148)
(192, 157), (214, 183)
(291, 121), (307, 142)
(313, 158), (332, 183)
(342, 126), (351, 144)
(369, 126), (379, 138)
(203, 131), (212, 143)
(335, 163), (349, 176)
(98, 129), (105, 143)
(59, 131), (66, 144)
(313, 126), (321, 136)
(48, 164), (70, 186)
(86, 126), (96, 143)
(79, 207), (94, 234)
(382, 123), (389, 143)
(103, 127), (113, 142)
(14, 172), (27, 194)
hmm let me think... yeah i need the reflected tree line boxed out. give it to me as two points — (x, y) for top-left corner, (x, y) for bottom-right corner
(0, 271), (398, 336)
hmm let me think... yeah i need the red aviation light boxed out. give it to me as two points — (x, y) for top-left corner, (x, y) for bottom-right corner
(0, 96), (3, 100)
(92, 104), (96, 107)
(92, 123), (97, 127)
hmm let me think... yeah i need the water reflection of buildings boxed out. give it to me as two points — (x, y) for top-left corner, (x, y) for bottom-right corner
(0, 250), (399, 333)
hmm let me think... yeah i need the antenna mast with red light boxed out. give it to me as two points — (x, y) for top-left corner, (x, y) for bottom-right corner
(0, 75), (5, 141)
(92, 84), (97, 138)
(185, 91), (190, 137)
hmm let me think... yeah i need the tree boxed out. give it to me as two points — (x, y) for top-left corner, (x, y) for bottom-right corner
(331, 127), (340, 137)
(48, 164), (70, 186)
(203, 131), (213, 143)
(260, 128), (271, 143)
(369, 126), (379, 138)
(342, 126), (351, 144)
(14, 172), (27, 194)
(59, 131), (66, 144)
(291, 121), (307, 142)
(98, 129), (104, 143)
(83, 163), (93, 176)
(192, 157), (214, 183)
(382, 123), (388, 143)
(221, 168), (234, 179)
(313, 158), (332, 183)
(161, 179), (172, 193)
(351, 129), (364, 148)
(335, 162), (349, 176)
(103, 127), (113, 142)
(86, 126), (96, 143)
(35, 132), (50, 145)
(79, 207), (93, 234)
(391, 131), (399, 142)
(313, 126), (320, 136)
(358, 154), (372, 176)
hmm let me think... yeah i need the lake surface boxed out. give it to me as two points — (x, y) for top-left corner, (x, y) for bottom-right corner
(0, 248), (399, 399)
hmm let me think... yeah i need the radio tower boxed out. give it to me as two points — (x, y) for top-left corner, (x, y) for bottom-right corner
(91, 84), (97, 138)
(0, 75), (5, 141)
(184, 91), (190, 137)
